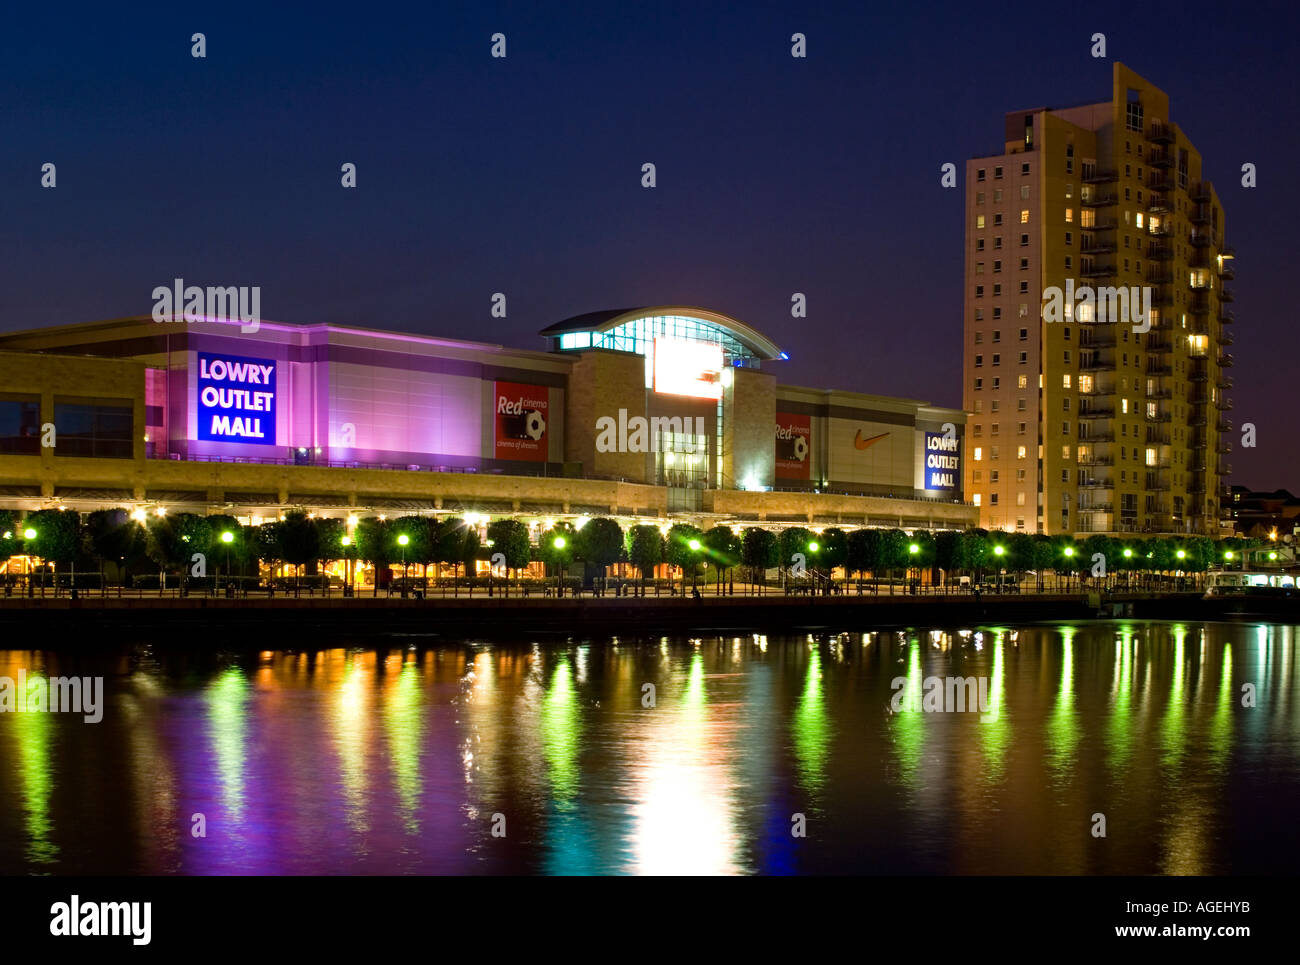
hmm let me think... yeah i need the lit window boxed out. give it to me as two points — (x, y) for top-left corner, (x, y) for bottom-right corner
(976, 215), (986, 229)
(1146, 448), (1157, 467)
(1020, 210), (1030, 224)
(1065, 208), (1073, 223)
(1062, 374), (1071, 389)
(1017, 446), (1027, 459)
(1018, 375), (1028, 389)
(973, 448), (983, 461)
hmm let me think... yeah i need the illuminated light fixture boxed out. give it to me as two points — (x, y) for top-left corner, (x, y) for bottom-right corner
(993, 545), (1005, 556)
(397, 534), (409, 546)
(1223, 550), (1233, 560)
(347, 515), (358, 527)
(2, 531), (10, 539)
(340, 535), (351, 547)
(1269, 551), (1278, 560)
(1063, 547), (1075, 557)
(553, 536), (566, 549)
(909, 543), (920, 554)
(155, 506), (167, 517)
(464, 512), (483, 526)
(485, 539), (494, 547)
(808, 541), (819, 552)
(23, 528), (37, 539)
(1176, 550), (1186, 559)
(221, 531), (234, 544)
(378, 515), (387, 521)
(688, 539), (701, 551)
(1123, 548), (1133, 558)
(574, 516), (590, 530)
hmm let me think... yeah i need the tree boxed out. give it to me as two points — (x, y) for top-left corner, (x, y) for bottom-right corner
(354, 517), (392, 596)
(1008, 532), (1035, 585)
(487, 518), (532, 589)
(390, 515), (430, 583)
(665, 523), (704, 593)
(934, 530), (960, 590)
(538, 521), (576, 595)
(436, 517), (481, 593)
(626, 524), (664, 595)
(23, 509), (81, 593)
(740, 527), (777, 594)
(907, 530), (936, 590)
(778, 526), (814, 590)
(205, 514), (244, 581)
(702, 526), (740, 594)
(878, 529), (909, 595)
(1030, 534), (1055, 591)
(848, 528), (882, 592)
(820, 527), (848, 592)
(84, 508), (142, 586)
(314, 517), (346, 588)
(574, 517), (624, 586)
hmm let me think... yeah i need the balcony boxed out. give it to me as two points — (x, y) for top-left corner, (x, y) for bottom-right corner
(1081, 261), (1118, 278)
(1216, 438), (1232, 454)
(1217, 460), (1232, 477)
(1219, 308), (1235, 324)
(1217, 418), (1233, 433)
(1189, 229), (1214, 246)
(1219, 262), (1235, 281)
(1082, 192), (1119, 207)
(1082, 239), (1116, 255)
(1146, 360), (1172, 376)
(1147, 122), (1176, 143)
(1218, 353), (1234, 367)
(1079, 331), (1117, 348)
(1147, 174), (1175, 192)
(1078, 455), (1114, 466)
(1216, 373), (1233, 388)
(1148, 149), (1174, 168)
(1218, 330), (1234, 346)
(1188, 366), (1209, 382)
(1082, 168), (1119, 184)
(1145, 472), (1171, 491)
(1081, 430), (1116, 442)
(1189, 292), (1211, 315)
(1080, 350), (1116, 371)
(1146, 334), (1172, 353)
(1147, 194), (1174, 213)
(1216, 395), (1234, 410)
(1080, 218), (1118, 232)
(1145, 409), (1172, 423)
(1190, 181), (1213, 202)
(1148, 284), (1176, 306)
(1146, 243), (1174, 261)
(1220, 286), (1234, 303)
(1078, 404), (1115, 420)
(1191, 206), (1212, 225)
(1145, 426), (1171, 444)
(1148, 222), (1173, 238)
(1079, 478), (1115, 490)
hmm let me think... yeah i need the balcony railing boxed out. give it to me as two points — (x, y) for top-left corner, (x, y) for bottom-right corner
(1147, 122), (1175, 143)
(1082, 192), (1119, 207)
(1146, 243), (1174, 261)
(1218, 353), (1234, 367)
(1147, 194), (1174, 213)
(1190, 181), (1213, 201)
(1081, 261), (1117, 278)
(1082, 168), (1119, 183)
(1191, 206), (1212, 225)
(1219, 308), (1235, 324)
(1080, 219), (1117, 231)
(1148, 149), (1174, 168)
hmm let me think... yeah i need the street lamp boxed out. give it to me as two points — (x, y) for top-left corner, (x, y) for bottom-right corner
(397, 533), (410, 582)
(220, 530), (234, 592)
(340, 534), (352, 596)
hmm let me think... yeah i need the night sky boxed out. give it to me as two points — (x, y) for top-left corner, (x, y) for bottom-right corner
(3, 1), (1297, 487)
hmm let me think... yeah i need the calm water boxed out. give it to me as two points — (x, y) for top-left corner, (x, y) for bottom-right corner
(1, 621), (1296, 875)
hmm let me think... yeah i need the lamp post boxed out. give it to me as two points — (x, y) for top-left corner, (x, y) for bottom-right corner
(688, 538), (701, 594)
(1062, 545), (1074, 591)
(553, 534), (567, 597)
(993, 544), (1005, 592)
(397, 533), (410, 596)
(23, 527), (36, 597)
(909, 542), (919, 595)
(221, 530), (234, 595)
(340, 534), (352, 597)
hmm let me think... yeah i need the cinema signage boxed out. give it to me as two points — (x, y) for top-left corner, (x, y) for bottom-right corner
(775, 413), (811, 480)
(495, 381), (548, 462)
(197, 352), (277, 444)
(924, 431), (960, 491)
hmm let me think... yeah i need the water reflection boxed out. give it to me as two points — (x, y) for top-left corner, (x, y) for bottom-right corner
(0, 622), (1297, 875)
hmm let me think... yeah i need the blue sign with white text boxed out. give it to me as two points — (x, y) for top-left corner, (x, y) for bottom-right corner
(924, 431), (960, 491)
(197, 352), (276, 444)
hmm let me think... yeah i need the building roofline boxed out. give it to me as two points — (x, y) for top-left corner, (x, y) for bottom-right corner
(539, 305), (785, 360)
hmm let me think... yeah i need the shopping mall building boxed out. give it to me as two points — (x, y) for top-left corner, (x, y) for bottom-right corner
(0, 307), (974, 532)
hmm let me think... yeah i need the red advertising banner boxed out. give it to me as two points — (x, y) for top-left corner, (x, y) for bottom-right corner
(775, 412), (811, 479)
(494, 381), (548, 462)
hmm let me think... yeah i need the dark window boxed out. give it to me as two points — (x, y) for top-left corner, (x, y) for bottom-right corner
(0, 398), (40, 454)
(54, 401), (134, 459)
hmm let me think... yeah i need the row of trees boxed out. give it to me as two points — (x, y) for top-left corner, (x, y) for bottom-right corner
(0, 507), (1271, 594)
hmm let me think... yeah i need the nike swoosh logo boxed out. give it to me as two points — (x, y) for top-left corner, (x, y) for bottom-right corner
(854, 430), (889, 450)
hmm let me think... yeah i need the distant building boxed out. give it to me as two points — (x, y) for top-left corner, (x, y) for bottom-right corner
(1224, 486), (1300, 540)
(963, 63), (1234, 536)
(0, 307), (975, 533)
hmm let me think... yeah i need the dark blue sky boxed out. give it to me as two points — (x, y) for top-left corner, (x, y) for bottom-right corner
(4, 0), (1297, 487)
